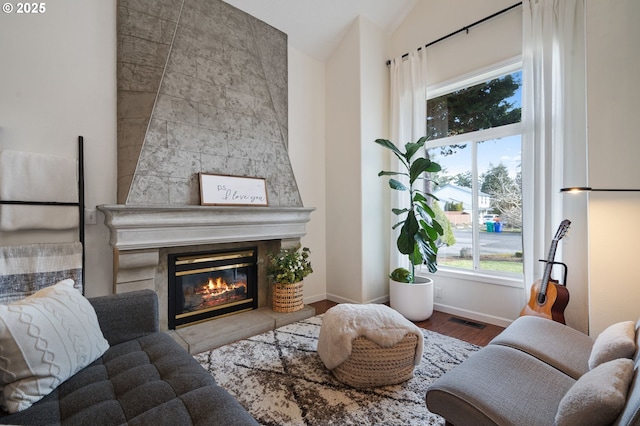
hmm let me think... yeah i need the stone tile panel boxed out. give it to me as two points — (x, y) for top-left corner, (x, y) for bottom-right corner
(120, 0), (182, 22)
(166, 49), (197, 78)
(224, 156), (256, 178)
(118, 117), (149, 149)
(119, 35), (171, 69)
(225, 88), (260, 116)
(118, 62), (164, 92)
(253, 94), (279, 122)
(167, 122), (228, 156)
(246, 74), (271, 100)
(227, 137), (264, 161)
(280, 124), (289, 148)
(117, 175), (135, 204)
(278, 181), (303, 206)
(154, 94), (198, 125)
(127, 174), (170, 204)
(225, 47), (263, 79)
(144, 119), (168, 149)
(196, 57), (233, 87)
(199, 154), (256, 180)
(117, 144), (143, 185)
(172, 24), (223, 62)
(267, 83), (288, 131)
(198, 104), (253, 137)
(251, 117), (282, 142)
(160, 69), (226, 108)
(120, 0), (301, 207)
(118, 91), (156, 120)
(136, 145), (201, 180)
(252, 18), (287, 90)
(219, 1), (251, 30)
(175, 4), (197, 30)
(183, 0), (221, 19)
(118, 5), (167, 43)
(168, 175), (200, 204)
(200, 153), (230, 176)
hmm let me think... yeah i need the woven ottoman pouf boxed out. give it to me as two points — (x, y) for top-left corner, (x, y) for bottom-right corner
(317, 303), (424, 388)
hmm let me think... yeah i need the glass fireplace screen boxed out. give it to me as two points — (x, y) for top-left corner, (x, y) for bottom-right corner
(168, 248), (258, 329)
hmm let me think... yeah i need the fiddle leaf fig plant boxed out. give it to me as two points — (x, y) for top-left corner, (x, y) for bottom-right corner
(375, 136), (444, 282)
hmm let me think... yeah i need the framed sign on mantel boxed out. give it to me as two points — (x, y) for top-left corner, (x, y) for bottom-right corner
(199, 173), (268, 206)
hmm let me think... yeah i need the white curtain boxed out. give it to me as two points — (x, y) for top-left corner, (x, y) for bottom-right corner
(388, 50), (428, 272)
(521, 0), (588, 331)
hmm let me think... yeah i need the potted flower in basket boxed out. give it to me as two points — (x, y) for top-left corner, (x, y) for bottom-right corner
(267, 245), (313, 313)
(375, 136), (444, 321)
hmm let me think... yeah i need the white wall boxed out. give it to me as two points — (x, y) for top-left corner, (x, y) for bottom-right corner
(324, 17), (390, 304)
(586, 0), (640, 335)
(0, 0), (117, 297)
(288, 46), (327, 304)
(359, 18), (391, 303)
(387, 0), (524, 326)
(325, 20), (363, 303)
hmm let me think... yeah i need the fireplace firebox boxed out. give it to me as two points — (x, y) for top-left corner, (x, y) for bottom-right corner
(168, 248), (258, 329)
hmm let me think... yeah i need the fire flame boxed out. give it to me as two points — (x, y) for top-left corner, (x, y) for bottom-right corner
(180, 274), (249, 313)
(197, 276), (247, 297)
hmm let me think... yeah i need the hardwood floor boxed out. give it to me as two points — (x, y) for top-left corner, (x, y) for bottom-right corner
(308, 300), (504, 346)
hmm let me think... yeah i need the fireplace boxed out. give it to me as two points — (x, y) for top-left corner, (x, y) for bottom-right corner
(168, 247), (258, 329)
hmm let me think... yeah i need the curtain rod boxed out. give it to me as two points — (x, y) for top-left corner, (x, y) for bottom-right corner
(386, 2), (523, 66)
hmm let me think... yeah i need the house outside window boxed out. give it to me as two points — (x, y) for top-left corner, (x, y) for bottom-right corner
(425, 61), (523, 276)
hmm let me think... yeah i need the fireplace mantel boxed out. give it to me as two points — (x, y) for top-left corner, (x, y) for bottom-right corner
(98, 204), (315, 250)
(98, 204), (314, 329)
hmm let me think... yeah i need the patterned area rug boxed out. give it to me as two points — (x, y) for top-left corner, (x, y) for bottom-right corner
(194, 315), (480, 425)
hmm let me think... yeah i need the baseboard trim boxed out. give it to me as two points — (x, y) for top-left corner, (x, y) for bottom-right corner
(433, 303), (514, 328)
(325, 293), (359, 304)
(365, 294), (390, 304)
(323, 293), (390, 305)
(308, 296), (515, 328)
(304, 293), (328, 304)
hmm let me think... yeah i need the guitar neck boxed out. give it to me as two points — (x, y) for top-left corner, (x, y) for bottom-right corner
(539, 240), (558, 294)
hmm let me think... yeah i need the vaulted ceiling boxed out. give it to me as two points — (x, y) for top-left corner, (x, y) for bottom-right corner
(223, 0), (417, 61)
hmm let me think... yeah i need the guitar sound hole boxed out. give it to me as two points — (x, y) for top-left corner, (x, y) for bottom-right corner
(537, 293), (547, 305)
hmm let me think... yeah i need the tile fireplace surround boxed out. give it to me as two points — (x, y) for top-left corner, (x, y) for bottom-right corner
(98, 204), (314, 334)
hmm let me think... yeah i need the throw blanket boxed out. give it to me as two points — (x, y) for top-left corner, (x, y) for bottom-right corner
(317, 303), (424, 370)
(0, 242), (83, 304)
(0, 149), (78, 231)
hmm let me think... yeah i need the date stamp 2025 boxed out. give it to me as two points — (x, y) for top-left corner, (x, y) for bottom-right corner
(2, 2), (46, 14)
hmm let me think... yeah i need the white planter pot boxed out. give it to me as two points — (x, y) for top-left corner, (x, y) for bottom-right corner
(389, 276), (434, 321)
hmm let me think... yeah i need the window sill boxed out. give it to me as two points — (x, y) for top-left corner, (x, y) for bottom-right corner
(419, 266), (524, 289)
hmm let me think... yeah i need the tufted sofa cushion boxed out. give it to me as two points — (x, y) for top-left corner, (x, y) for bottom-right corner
(0, 332), (256, 425)
(0, 290), (258, 426)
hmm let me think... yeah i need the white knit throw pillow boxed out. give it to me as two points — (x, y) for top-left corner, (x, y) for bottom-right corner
(588, 321), (636, 369)
(0, 279), (109, 413)
(555, 358), (635, 426)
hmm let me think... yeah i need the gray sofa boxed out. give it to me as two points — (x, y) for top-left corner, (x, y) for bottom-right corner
(0, 289), (258, 425)
(426, 316), (640, 426)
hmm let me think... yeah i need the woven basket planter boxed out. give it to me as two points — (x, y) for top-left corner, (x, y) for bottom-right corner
(272, 280), (304, 313)
(332, 333), (419, 388)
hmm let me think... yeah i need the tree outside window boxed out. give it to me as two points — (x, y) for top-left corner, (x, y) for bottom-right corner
(425, 69), (523, 275)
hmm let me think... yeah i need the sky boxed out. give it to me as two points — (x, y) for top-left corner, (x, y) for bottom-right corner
(429, 135), (522, 181)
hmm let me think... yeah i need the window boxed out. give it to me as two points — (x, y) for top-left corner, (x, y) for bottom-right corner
(425, 62), (523, 276)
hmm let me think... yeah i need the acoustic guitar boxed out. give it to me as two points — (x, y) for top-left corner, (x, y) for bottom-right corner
(520, 219), (571, 324)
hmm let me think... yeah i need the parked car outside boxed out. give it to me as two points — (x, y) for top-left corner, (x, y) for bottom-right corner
(482, 214), (500, 224)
